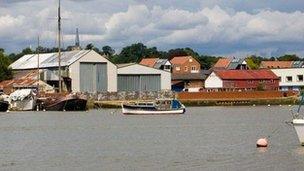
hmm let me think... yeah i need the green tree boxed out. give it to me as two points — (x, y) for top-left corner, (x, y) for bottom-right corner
(198, 55), (221, 69)
(111, 43), (163, 64)
(102, 46), (115, 57)
(277, 54), (301, 61)
(0, 49), (13, 81)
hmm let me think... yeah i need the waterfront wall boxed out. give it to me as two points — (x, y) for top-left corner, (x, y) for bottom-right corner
(85, 90), (175, 101)
(177, 90), (298, 100)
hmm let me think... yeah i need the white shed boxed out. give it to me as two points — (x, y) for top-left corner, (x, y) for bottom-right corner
(204, 71), (223, 89)
(10, 50), (117, 92)
(117, 63), (171, 91)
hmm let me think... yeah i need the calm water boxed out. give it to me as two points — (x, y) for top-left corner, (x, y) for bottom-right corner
(0, 106), (304, 171)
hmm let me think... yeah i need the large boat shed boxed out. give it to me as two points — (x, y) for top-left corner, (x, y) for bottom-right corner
(117, 63), (171, 91)
(10, 50), (117, 92)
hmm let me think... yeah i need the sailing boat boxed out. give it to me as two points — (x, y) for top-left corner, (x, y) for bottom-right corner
(37, 0), (87, 111)
(291, 94), (304, 146)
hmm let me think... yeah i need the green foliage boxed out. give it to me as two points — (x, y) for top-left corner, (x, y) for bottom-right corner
(198, 55), (221, 69)
(0, 50), (13, 81)
(110, 43), (163, 64)
(102, 46), (115, 57)
(276, 54), (300, 61)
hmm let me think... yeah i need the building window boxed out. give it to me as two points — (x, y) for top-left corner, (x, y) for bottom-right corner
(297, 75), (303, 82)
(176, 66), (180, 71)
(164, 65), (170, 70)
(286, 76), (292, 82)
(191, 66), (196, 71)
(278, 77), (281, 82)
(184, 66), (188, 71)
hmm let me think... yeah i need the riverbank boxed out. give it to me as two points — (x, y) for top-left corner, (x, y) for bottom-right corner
(93, 96), (299, 108)
(91, 91), (299, 108)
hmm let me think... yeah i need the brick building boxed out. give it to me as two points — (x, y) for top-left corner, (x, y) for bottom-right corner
(170, 56), (200, 74)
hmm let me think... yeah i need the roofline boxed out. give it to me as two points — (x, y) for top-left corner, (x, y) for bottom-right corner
(211, 71), (278, 80)
(117, 63), (171, 73)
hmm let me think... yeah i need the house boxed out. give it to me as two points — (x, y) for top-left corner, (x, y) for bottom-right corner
(270, 68), (304, 91)
(139, 58), (171, 72)
(213, 58), (248, 70)
(260, 61), (304, 91)
(260, 61), (293, 69)
(9, 50), (117, 93)
(171, 70), (211, 92)
(169, 56), (205, 91)
(117, 63), (171, 91)
(260, 61), (304, 69)
(170, 56), (200, 74)
(205, 70), (279, 91)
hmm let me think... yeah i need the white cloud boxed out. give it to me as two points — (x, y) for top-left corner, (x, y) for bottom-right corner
(0, 1), (304, 57)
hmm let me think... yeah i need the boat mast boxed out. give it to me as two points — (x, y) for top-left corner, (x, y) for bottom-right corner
(58, 0), (62, 93)
(37, 36), (40, 93)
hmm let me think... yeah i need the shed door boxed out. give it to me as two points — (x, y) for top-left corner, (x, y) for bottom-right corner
(80, 63), (107, 92)
(140, 75), (161, 91)
(118, 74), (160, 91)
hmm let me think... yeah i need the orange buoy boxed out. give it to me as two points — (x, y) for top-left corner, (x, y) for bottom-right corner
(256, 138), (268, 147)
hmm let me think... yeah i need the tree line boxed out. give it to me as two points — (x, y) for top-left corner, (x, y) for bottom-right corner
(0, 43), (302, 81)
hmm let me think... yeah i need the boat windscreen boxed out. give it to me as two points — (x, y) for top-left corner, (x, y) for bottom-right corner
(171, 100), (181, 109)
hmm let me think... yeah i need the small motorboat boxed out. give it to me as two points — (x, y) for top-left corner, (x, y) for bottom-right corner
(121, 99), (186, 115)
(9, 89), (37, 111)
(291, 95), (304, 146)
(38, 93), (87, 111)
(0, 92), (9, 112)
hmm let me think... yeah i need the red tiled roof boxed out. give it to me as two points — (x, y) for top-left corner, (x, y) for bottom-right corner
(170, 56), (194, 65)
(139, 58), (158, 67)
(214, 70), (278, 80)
(260, 61), (293, 69)
(213, 58), (231, 68)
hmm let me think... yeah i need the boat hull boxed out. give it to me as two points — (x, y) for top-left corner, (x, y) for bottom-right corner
(45, 98), (87, 111)
(0, 101), (9, 112)
(10, 98), (36, 111)
(293, 119), (304, 146)
(122, 104), (185, 115)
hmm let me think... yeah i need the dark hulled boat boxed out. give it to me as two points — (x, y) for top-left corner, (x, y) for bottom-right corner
(38, 93), (87, 111)
(0, 100), (9, 112)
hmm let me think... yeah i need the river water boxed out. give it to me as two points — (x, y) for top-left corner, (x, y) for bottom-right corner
(0, 106), (304, 170)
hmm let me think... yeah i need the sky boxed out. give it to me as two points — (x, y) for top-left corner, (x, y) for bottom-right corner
(0, 0), (304, 57)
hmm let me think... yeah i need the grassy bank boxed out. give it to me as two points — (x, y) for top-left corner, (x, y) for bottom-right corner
(90, 96), (299, 109)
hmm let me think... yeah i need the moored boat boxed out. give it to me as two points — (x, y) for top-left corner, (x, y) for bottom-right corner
(38, 93), (87, 111)
(122, 99), (185, 115)
(291, 94), (304, 146)
(0, 100), (9, 112)
(292, 119), (304, 146)
(9, 89), (37, 111)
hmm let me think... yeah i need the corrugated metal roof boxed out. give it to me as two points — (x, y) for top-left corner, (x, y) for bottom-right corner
(154, 59), (169, 69)
(10, 50), (91, 70)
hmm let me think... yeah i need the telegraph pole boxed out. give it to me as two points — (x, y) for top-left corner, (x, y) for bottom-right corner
(58, 0), (62, 93)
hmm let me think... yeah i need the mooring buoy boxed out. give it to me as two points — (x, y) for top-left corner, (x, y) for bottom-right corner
(256, 138), (268, 147)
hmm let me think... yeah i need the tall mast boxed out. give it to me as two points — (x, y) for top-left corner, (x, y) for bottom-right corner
(58, 0), (62, 93)
(37, 36), (40, 93)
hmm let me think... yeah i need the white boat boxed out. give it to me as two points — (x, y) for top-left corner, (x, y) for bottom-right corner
(121, 99), (186, 115)
(292, 119), (304, 146)
(291, 95), (304, 146)
(9, 89), (37, 111)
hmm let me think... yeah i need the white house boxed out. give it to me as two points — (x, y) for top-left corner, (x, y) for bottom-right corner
(10, 50), (117, 92)
(117, 63), (171, 91)
(271, 68), (304, 91)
